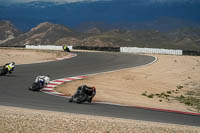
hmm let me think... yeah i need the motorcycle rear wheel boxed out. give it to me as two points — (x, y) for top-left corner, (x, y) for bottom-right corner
(0, 69), (8, 76)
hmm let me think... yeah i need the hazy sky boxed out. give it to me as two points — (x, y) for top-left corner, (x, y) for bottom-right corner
(0, 0), (99, 3)
(1, 0), (200, 4)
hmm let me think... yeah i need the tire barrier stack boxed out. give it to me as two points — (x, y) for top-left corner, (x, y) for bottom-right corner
(24, 45), (200, 56)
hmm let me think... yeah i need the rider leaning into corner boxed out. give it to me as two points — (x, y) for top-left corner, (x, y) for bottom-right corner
(3, 62), (15, 74)
(29, 75), (50, 91)
(34, 75), (50, 86)
(70, 85), (96, 103)
(84, 85), (96, 103)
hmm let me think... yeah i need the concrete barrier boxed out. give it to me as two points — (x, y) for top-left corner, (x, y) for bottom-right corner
(182, 50), (200, 56)
(120, 47), (183, 55)
(26, 45), (200, 56)
(73, 46), (120, 52)
(25, 45), (73, 51)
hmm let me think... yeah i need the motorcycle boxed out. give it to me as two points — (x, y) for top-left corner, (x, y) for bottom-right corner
(29, 81), (45, 91)
(63, 46), (70, 52)
(69, 88), (88, 103)
(0, 67), (9, 76)
(69, 85), (95, 104)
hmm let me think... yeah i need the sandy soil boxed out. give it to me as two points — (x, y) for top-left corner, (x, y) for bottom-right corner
(0, 106), (199, 133)
(1, 48), (200, 132)
(56, 54), (200, 113)
(0, 48), (68, 66)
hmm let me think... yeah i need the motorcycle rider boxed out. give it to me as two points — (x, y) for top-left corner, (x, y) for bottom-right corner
(63, 45), (70, 52)
(29, 75), (50, 91)
(76, 85), (96, 103)
(3, 62), (15, 74)
(86, 86), (96, 103)
(34, 75), (50, 86)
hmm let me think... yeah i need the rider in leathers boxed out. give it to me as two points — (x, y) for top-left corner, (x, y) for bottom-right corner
(34, 75), (50, 86)
(77, 85), (96, 103)
(3, 62), (15, 74)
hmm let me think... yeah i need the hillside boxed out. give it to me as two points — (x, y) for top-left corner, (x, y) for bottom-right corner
(1, 21), (200, 50)
(0, 21), (21, 44)
(1, 22), (82, 47)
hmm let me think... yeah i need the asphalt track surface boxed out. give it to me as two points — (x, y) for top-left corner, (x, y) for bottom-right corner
(0, 51), (200, 127)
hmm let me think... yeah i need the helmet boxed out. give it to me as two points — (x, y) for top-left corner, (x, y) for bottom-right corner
(11, 62), (15, 65)
(92, 86), (96, 90)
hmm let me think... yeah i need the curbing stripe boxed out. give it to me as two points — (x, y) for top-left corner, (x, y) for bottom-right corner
(48, 83), (59, 85)
(49, 81), (63, 84)
(45, 86), (54, 88)
(53, 80), (66, 82)
(56, 53), (77, 61)
(41, 76), (88, 97)
(64, 78), (77, 80)
(42, 88), (54, 91)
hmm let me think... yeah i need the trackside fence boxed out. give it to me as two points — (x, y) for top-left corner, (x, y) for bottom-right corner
(23, 45), (200, 56)
(25, 45), (73, 51)
(120, 47), (183, 55)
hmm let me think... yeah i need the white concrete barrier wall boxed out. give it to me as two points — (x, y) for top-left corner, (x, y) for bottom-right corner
(120, 47), (183, 55)
(26, 45), (182, 55)
(25, 45), (73, 51)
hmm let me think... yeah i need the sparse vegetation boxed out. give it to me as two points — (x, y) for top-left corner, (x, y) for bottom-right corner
(176, 85), (183, 90)
(142, 91), (147, 96)
(147, 94), (154, 98)
(166, 91), (172, 94)
(142, 84), (200, 112)
(176, 95), (200, 111)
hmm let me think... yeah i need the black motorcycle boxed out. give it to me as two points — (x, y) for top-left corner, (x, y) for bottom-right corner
(69, 88), (88, 103)
(0, 67), (9, 76)
(29, 81), (44, 91)
(69, 85), (96, 104)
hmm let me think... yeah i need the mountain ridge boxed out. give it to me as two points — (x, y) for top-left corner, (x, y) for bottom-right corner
(1, 21), (200, 50)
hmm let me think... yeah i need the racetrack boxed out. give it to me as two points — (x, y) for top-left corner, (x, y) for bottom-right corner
(0, 51), (199, 126)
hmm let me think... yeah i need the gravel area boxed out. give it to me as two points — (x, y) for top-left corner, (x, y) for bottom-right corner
(0, 106), (200, 133)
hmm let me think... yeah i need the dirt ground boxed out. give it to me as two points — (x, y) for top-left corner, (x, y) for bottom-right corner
(1, 105), (199, 133)
(0, 48), (68, 66)
(56, 54), (200, 113)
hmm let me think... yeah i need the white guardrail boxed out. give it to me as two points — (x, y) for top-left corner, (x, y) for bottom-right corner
(120, 47), (183, 55)
(25, 45), (73, 51)
(25, 45), (183, 55)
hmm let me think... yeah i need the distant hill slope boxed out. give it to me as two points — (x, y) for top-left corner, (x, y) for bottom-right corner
(1, 21), (200, 50)
(0, 21), (21, 44)
(1, 22), (82, 47)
